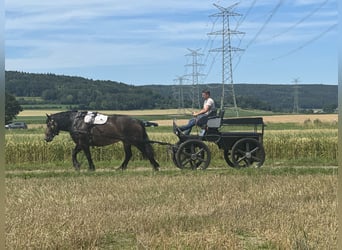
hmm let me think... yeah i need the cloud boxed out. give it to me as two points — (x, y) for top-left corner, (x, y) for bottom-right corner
(5, 0), (337, 84)
(293, 0), (330, 6)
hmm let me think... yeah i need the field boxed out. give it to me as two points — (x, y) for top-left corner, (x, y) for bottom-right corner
(5, 111), (338, 249)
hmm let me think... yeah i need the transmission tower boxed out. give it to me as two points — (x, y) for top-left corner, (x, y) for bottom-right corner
(174, 75), (187, 114)
(185, 48), (205, 109)
(208, 3), (244, 116)
(293, 78), (300, 113)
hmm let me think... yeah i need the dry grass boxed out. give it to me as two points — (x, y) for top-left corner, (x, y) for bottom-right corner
(262, 114), (338, 123)
(6, 172), (337, 249)
(18, 109), (338, 124)
(159, 114), (338, 126)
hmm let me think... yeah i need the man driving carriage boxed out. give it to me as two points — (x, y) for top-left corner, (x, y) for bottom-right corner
(176, 90), (215, 135)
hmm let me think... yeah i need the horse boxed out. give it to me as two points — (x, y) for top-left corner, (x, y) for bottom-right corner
(44, 110), (160, 171)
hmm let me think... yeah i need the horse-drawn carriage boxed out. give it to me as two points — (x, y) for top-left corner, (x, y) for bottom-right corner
(45, 110), (265, 171)
(171, 110), (266, 170)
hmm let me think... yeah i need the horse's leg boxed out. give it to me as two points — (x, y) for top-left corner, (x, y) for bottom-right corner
(137, 143), (160, 171)
(82, 145), (96, 171)
(117, 143), (132, 171)
(72, 144), (82, 171)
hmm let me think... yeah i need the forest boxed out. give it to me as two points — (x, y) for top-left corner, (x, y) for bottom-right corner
(5, 71), (338, 112)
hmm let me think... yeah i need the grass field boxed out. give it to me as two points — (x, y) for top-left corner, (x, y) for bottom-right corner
(5, 123), (338, 169)
(6, 169), (337, 249)
(6, 110), (338, 249)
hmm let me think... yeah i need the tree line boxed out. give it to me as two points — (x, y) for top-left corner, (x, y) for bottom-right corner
(5, 71), (337, 113)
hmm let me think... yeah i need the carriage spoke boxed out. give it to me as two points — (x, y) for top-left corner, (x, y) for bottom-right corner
(237, 156), (247, 163)
(180, 157), (191, 166)
(251, 154), (261, 160)
(250, 147), (259, 154)
(237, 149), (246, 155)
(194, 148), (204, 157)
(183, 151), (192, 158)
(246, 143), (250, 152)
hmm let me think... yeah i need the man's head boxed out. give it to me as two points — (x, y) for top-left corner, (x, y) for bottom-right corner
(202, 90), (210, 99)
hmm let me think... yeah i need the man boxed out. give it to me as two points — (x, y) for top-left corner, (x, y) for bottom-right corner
(177, 90), (215, 135)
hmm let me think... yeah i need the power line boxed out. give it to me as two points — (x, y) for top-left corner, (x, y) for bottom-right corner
(245, 0), (284, 51)
(272, 0), (329, 39)
(236, 0), (257, 29)
(201, 50), (219, 83)
(233, 0), (284, 73)
(272, 23), (337, 60)
(199, 16), (220, 83)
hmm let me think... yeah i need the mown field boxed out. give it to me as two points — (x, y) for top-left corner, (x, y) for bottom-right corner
(6, 111), (338, 249)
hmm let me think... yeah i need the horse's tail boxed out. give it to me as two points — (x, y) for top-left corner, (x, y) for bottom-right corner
(139, 120), (155, 159)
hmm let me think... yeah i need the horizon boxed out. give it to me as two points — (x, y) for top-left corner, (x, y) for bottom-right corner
(5, 70), (338, 86)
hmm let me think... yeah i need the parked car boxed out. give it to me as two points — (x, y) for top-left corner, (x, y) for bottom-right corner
(5, 122), (28, 129)
(142, 121), (158, 127)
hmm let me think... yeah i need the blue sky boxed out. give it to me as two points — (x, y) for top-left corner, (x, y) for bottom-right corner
(5, 0), (338, 85)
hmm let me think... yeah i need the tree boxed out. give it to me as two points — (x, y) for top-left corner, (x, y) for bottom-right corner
(322, 104), (337, 113)
(5, 92), (23, 124)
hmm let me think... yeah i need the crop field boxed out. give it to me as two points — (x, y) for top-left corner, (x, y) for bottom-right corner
(5, 112), (338, 249)
(5, 127), (338, 169)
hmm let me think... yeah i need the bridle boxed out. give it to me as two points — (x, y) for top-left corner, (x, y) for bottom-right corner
(45, 118), (59, 141)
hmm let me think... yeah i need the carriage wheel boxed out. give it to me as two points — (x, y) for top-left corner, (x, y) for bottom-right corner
(223, 149), (235, 168)
(231, 138), (265, 168)
(171, 144), (182, 169)
(176, 140), (211, 170)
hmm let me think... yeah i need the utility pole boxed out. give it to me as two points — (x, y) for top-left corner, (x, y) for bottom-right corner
(293, 78), (300, 113)
(208, 3), (244, 116)
(174, 75), (187, 114)
(185, 48), (204, 109)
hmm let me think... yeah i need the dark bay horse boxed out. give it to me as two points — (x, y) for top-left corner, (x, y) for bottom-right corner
(45, 111), (160, 171)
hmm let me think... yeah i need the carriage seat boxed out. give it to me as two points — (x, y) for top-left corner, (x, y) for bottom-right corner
(198, 109), (225, 136)
(204, 109), (225, 128)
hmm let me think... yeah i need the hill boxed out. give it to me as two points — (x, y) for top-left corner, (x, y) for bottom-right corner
(5, 71), (337, 112)
(5, 71), (173, 110)
(144, 83), (338, 112)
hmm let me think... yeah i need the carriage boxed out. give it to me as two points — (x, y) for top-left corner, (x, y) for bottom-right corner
(170, 110), (266, 170)
(45, 110), (265, 171)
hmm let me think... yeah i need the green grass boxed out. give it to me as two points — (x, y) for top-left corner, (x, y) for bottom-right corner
(11, 116), (46, 124)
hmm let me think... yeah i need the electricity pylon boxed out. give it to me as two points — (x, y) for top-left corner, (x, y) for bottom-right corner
(293, 78), (300, 113)
(185, 48), (205, 109)
(174, 75), (187, 114)
(208, 3), (244, 116)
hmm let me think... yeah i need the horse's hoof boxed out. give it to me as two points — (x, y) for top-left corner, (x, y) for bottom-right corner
(116, 167), (126, 171)
(153, 167), (160, 171)
(74, 163), (81, 171)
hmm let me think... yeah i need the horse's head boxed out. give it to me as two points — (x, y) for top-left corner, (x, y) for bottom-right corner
(45, 114), (59, 142)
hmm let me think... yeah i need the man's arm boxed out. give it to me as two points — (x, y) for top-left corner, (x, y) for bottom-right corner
(193, 104), (210, 117)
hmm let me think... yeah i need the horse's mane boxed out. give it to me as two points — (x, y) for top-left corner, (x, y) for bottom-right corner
(49, 110), (79, 131)
(53, 110), (80, 118)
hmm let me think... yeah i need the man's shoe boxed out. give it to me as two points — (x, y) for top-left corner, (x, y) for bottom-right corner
(183, 129), (191, 135)
(173, 119), (183, 135)
(176, 127), (184, 136)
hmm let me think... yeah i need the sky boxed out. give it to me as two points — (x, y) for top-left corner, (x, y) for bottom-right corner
(5, 0), (338, 86)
